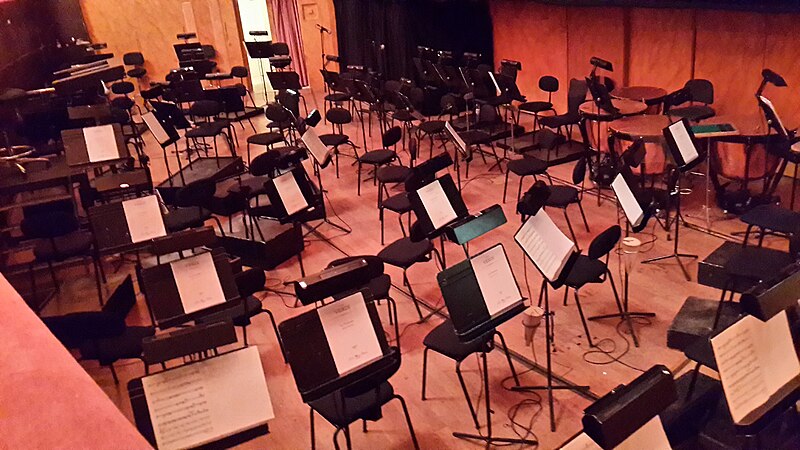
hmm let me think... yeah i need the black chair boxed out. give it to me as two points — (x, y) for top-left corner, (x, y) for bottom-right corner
(378, 235), (442, 321)
(321, 69), (353, 120)
(503, 130), (553, 203)
(544, 157), (591, 245)
(185, 100), (234, 158)
(246, 104), (290, 165)
(664, 79), (715, 122)
(518, 75), (558, 130)
(21, 205), (105, 307)
(123, 52), (147, 87)
(321, 107), (358, 177)
(163, 179), (226, 236)
(458, 105), (504, 173)
(42, 275), (154, 383)
(378, 137), (416, 205)
(231, 65), (256, 107)
(378, 139), (418, 245)
(739, 204), (800, 247)
(421, 319), (518, 429)
(140, 85), (163, 110)
(269, 42), (292, 70)
(357, 126), (401, 196)
(558, 225), (623, 347)
(539, 78), (588, 142)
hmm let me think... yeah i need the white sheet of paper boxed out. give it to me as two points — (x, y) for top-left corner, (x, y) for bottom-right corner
(612, 173), (644, 228)
(302, 127), (333, 165)
(83, 124), (119, 163)
(142, 346), (274, 450)
(122, 195), (166, 243)
(711, 311), (800, 423)
(614, 416), (672, 450)
(273, 171), (308, 216)
(317, 292), (383, 375)
(489, 72), (502, 97)
(445, 121), (468, 155)
(143, 112), (171, 145)
(171, 252), (227, 314)
(471, 245), (522, 316)
(758, 95), (789, 138)
(515, 209), (576, 282)
(667, 120), (699, 166)
(417, 180), (458, 230)
(560, 433), (602, 450)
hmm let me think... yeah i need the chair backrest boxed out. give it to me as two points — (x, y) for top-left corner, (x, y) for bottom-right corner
(250, 151), (281, 177)
(567, 78), (588, 114)
(572, 157), (587, 185)
(123, 52), (145, 66)
(20, 210), (80, 240)
(111, 81), (135, 95)
(231, 65), (248, 78)
(588, 225), (621, 260)
(174, 178), (217, 208)
(276, 89), (300, 119)
(478, 104), (499, 123)
(539, 75), (559, 94)
(235, 268), (266, 298)
(383, 126), (402, 148)
(535, 128), (560, 150)
(265, 102), (291, 124)
(201, 44), (216, 59)
(101, 275), (136, 321)
(272, 42), (290, 56)
(189, 99), (221, 118)
(326, 107), (352, 125)
(685, 79), (714, 105)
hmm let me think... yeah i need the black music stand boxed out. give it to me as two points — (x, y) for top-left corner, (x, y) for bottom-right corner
(641, 118), (702, 281)
(511, 200), (591, 432)
(436, 244), (535, 447)
(444, 203), (507, 258)
(88, 194), (166, 259)
(444, 121), (472, 190)
(62, 124), (129, 169)
(267, 71), (308, 115)
(142, 108), (181, 180)
(244, 40), (274, 106)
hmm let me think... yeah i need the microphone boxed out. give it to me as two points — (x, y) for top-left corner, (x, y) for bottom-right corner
(316, 24), (331, 34)
(523, 306), (545, 346)
(590, 56), (613, 72)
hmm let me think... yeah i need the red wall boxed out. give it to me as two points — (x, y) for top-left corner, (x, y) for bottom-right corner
(490, 0), (800, 125)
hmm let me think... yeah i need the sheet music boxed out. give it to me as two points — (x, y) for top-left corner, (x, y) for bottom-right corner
(142, 346), (273, 450)
(301, 127), (333, 165)
(417, 179), (458, 229)
(83, 124), (119, 162)
(273, 171), (308, 216)
(488, 72), (502, 97)
(611, 173), (644, 228)
(615, 416), (671, 450)
(317, 292), (383, 375)
(711, 311), (800, 424)
(560, 433), (602, 450)
(122, 195), (166, 243)
(471, 245), (522, 316)
(515, 209), (576, 282)
(143, 112), (171, 145)
(171, 252), (227, 315)
(445, 121), (468, 155)
(758, 95), (789, 138)
(667, 120), (699, 166)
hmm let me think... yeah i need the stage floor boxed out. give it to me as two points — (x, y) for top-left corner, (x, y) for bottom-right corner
(34, 87), (796, 449)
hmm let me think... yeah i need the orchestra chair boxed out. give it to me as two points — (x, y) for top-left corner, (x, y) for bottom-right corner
(420, 319), (519, 429)
(663, 79), (715, 122)
(502, 130), (553, 203)
(739, 204), (800, 247)
(163, 179), (226, 236)
(539, 78), (588, 144)
(357, 126), (401, 196)
(517, 75), (558, 130)
(123, 52), (147, 89)
(378, 140), (418, 245)
(42, 275), (154, 384)
(378, 137), (417, 207)
(268, 42), (292, 70)
(378, 234), (442, 322)
(544, 157), (591, 244)
(231, 65), (257, 107)
(557, 225), (623, 347)
(321, 69), (353, 119)
(139, 85), (163, 110)
(247, 104), (289, 165)
(320, 107), (358, 177)
(21, 203), (105, 307)
(185, 100), (235, 158)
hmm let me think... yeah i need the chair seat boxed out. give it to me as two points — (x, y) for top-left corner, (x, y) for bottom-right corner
(267, 120), (293, 130)
(459, 130), (492, 146)
(325, 92), (350, 103)
(545, 185), (579, 207)
(423, 320), (492, 362)
(163, 207), (212, 232)
(563, 255), (606, 288)
(668, 105), (716, 122)
(377, 165), (412, 183)
(228, 175), (268, 198)
(126, 68), (147, 79)
(247, 132), (284, 147)
(382, 193), (412, 213)
(33, 232), (93, 261)
(185, 122), (227, 138)
(519, 101), (553, 114)
(507, 157), (547, 176)
(79, 326), (155, 365)
(320, 133), (349, 147)
(359, 149), (396, 165)
(418, 120), (446, 134)
(378, 237), (433, 269)
(539, 112), (580, 129)
(739, 204), (800, 235)
(724, 247), (795, 282)
(309, 381), (395, 427)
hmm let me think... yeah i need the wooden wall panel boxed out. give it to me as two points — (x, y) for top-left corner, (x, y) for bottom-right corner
(628, 8), (693, 92)
(763, 13), (800, 128)
(566, 7), (625, 87)
(694, 10), (767, 117)
(191, 0), (245, 76)
(491, 0), (568, 111)
(296, 0), (338, 92)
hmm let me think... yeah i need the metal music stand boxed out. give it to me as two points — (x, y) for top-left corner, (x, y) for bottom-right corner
(244, 38), (274, 105)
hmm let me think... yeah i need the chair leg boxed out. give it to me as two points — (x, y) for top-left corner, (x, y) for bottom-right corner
(455, 360), (480, 430)
(357, 163), (362, 196)
(421, 347), (429, 400)
(109, 363), (119, 384)
(362, 419), (367, 433)
(310, 408), (316, 450)
(573, 289), (594, 347)
(563, 208), (579, 249)
(496, 331), (520, 386)
(393, 394), (421, 450)
(563, 285), (569, 306)
(503, 169), (510, 203)
(332, 427), (343, 450)
(379, 207), (385, 245)
(264, 309), (287, 363)
(343, 425), (352, 450)
(47, 261), (58, 292)
(517, 176), (525, 204)
(577, 200), (590, 232)
(403, 270), (425, 321)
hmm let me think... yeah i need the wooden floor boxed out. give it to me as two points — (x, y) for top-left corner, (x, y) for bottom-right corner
(33, 88), (795, 449)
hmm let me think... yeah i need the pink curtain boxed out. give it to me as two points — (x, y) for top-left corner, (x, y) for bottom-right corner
(268, 0), (309, 86)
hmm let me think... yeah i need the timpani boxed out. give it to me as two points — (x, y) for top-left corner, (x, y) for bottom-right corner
(612, 86), (669, 114)
(580, 99), (648, 153)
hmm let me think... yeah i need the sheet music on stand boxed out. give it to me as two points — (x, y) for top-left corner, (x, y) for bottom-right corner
(141, 345), (274, 450)
(611, 168), (649, 231)
(445, 121), (469, 157)
(317, 291), (384, 375)
(171, 252), (227, 314)
(710, 310), (800, 425)
(488, 71), (502, 97)
(663, 118), (701, 170)
(301, 126), (333, 166)
(515, 209), (577, 282)
(417, 178), (458, 230)
(143, 111), (178, 147)
(122, 195), (167, 243)
(272, 170), (309, 216)
(83, 124), (120, 162)
(471, 244), (523, 315)
(757, 95), (790, 139)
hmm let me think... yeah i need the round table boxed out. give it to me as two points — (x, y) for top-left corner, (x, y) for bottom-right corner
(612, 86), (668, 106)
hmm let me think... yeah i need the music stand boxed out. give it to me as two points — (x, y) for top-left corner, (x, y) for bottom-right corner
(436, 244), (535, 447)
(511, 205), (591, 432)
(244, 40), (274, 105)
(88, 194), (167, 256)
(641, 118), (702, 281)
(142, 108), (181, 180)
(444, 121), (472, 190)
(267, 71), (308, 115)
(62, 124), (128, 169)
